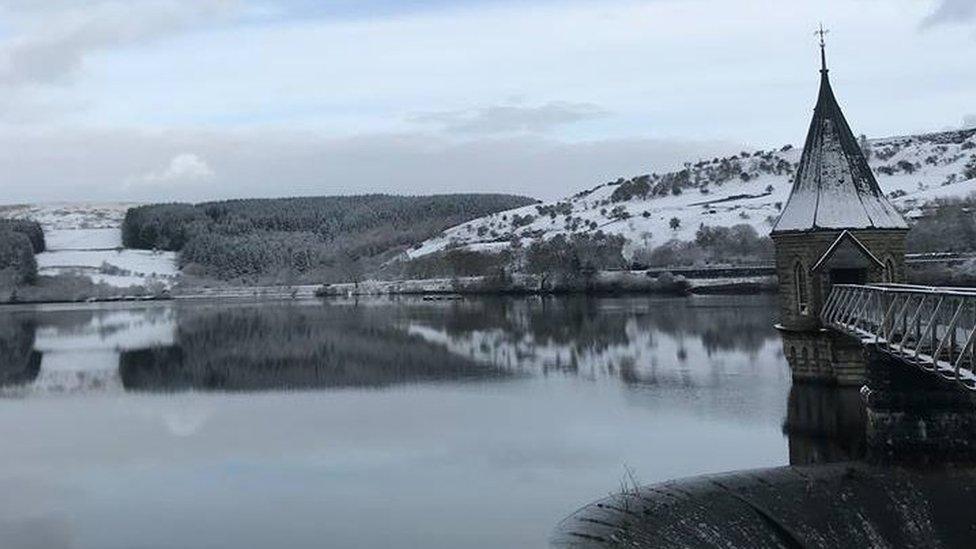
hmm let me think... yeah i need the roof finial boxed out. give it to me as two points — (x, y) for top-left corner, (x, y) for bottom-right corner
(815, 23), (830, 74)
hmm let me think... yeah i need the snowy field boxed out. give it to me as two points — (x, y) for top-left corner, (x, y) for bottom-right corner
(0, 202), (132, 230)
(46, 228), (122, 250)
(3, 203), (180, 289)
(37, 249), (178, 288)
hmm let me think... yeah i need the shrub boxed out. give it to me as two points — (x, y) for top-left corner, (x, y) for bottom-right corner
(644, 239), (704, 267)
(694, 224), (773, 262)
(609, 176), (651, 202)
(524, 232), (626, 287)
(907, 196), (976, 253)
(896, 160), (918, 174)
(964, 157), (976, 181)
(511, 214), (536, 228)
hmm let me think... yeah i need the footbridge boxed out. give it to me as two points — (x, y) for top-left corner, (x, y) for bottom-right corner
(822, 283), (976, 464)
(823, 284), (976, 391)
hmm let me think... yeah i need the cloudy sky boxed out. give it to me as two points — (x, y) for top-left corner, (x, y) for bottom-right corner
(0, 0), (974, 204)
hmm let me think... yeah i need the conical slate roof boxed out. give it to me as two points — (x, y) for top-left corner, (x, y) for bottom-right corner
(771, 54), (908, 234)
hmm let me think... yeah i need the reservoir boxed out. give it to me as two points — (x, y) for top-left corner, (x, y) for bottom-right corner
(0, 296), (796, 548)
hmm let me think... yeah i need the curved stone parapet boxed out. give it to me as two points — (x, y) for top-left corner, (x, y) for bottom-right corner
(552, 463), (976, 548)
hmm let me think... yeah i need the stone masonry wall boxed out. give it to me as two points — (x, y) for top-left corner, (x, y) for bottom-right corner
(772, 229), (908, 330)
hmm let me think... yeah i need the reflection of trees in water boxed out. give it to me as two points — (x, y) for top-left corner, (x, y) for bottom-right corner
(0, 315), (41, 387)
(402, 297), (631, 357)
(119, 303), (507, 391)
(402, 296), (783, 386)
(633, 296), (778, 356)
(397, 297), (633, 377)
(39, 307), (173, 341)
(408, 296), (777, 359)
(28, 309), (98, 334)
(783, 384), (866, 465)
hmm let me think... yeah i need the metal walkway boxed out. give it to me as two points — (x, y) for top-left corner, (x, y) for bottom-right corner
(822, 284), (976, 391)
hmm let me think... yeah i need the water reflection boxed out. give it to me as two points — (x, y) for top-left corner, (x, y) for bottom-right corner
(403, 296), (782, 386)
(119, 304), (506, 391)
(0, 296), (796, 549)
(0, 315), (41, 387)
(0, 296), (788, 397)
(783, 384), (867, 465)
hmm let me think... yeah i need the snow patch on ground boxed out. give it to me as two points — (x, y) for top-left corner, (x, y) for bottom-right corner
(46, 228), (122, 250)
(0, 203), (133, 230)
(4, 203), (180, 289)
(36, 249), (178, 275)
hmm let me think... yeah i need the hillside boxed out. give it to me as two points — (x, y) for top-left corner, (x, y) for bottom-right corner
(410, 128), (976, 261)
(122, 194), (537, 281)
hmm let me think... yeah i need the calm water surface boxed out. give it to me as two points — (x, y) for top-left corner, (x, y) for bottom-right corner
(0, 296), (797, 548)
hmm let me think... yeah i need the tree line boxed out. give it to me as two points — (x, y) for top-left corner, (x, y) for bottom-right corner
(394, 231), (629, 292)
(121, 194), (536, 281)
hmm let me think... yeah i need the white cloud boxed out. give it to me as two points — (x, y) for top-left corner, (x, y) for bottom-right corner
(964, 114), (976, 129)
(921, 0), (976, 28)
(128, 153), (215, 188)
(0, 0), (237, 86)
(410, 101), (608, 135)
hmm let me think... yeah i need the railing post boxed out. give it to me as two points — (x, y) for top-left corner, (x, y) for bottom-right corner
(916, 298), (944, 366)
(949, 299), (958, 365)
(971, 298), (976, 376)
(901, 296), (910, 342)
(932, 300), (963, 370)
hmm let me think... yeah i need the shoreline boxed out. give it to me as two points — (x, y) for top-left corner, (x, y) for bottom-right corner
(172, 271), (776, 300)
(0, 273), (777, 306)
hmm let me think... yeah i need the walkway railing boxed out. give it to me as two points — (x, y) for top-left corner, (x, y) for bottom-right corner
(822, 284), (976, 391)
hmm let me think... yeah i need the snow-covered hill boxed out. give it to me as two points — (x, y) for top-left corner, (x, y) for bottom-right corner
(410, 128), (976, 260)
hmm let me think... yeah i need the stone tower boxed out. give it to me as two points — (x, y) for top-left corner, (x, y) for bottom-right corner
(772, 39), (909, 384)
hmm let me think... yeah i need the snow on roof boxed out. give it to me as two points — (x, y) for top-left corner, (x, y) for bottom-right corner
(772, 63), (908, 234)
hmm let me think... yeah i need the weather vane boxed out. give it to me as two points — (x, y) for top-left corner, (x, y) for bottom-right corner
(815, 23), (830, 72)
(815, 23), (829, 48)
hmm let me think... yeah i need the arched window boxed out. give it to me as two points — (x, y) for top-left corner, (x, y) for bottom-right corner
(884, 257), (897, 283)
(794, 261), (808, 315)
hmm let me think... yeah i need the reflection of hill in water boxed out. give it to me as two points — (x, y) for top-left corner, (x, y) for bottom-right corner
(0, 315), (41, 387)
(402, 296), (784, 387)
(2, 297), (785, 395)
(119, 303), (508, 391)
